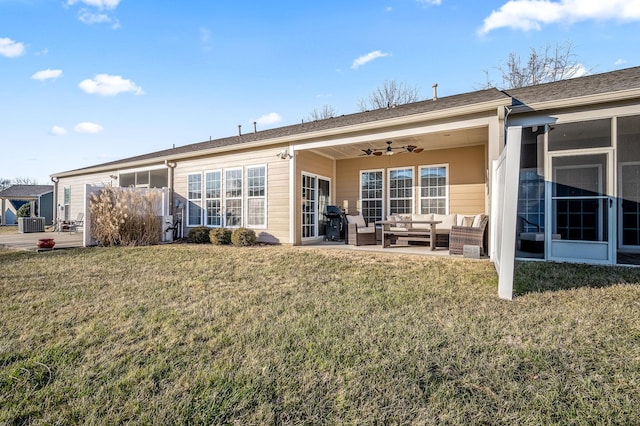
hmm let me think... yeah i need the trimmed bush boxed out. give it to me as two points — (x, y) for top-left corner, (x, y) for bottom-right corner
(187, 226), (211, 244)
(209, 228), (232, 245)
(231, 227), (257, 246)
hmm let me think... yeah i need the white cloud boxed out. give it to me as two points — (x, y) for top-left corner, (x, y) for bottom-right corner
(74, 122), (104, 134)
(479, 0), (640, 35)
(67, 0), (120, 10)
(565, 63), (588, 78)
(51, 126), (67, 136)
(0, 37), (25, 58)
(79, 74), (144, 96)
(614, 58), (627, 66)
(417, 0), (442, 5)
(351, 50), (389, 70)
(256, 112), (282, 125)
(31, 69), (63, 81)
(77, 9), (120, 28)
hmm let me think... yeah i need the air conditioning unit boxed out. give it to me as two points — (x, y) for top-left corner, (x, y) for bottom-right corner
(18, 217), (45, 233)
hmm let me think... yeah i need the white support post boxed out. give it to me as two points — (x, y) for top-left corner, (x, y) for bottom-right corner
(497, 126), (523, 300)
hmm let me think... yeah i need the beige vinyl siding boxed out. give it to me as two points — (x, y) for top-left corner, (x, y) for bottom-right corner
(335, 144), (487, 216)
(55, 172), (116, 222)
(173, 145), (291, 244)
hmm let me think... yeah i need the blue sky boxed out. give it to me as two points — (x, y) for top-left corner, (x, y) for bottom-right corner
(1, 0), (639, 184)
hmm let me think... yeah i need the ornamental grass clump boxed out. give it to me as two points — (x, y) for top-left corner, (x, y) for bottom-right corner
(209, 228), (232, 245)
(231, 227), (257, 246)
(89, 187), (162, 246)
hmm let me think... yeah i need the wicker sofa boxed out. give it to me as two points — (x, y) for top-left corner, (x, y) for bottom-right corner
(385, 213), (488, 254)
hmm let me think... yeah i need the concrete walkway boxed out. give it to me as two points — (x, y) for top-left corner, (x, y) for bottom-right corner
(0, 227), (84, 251)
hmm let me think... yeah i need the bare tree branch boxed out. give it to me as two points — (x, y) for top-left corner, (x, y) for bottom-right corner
(308, 104), (337, 121)
(480, 41), (587, 90)
(358, 80), (422, 111)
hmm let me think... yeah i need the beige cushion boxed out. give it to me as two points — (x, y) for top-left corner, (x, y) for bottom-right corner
(472, 214), (483, 228)
(434, 213), (457, 230)
(462, 216), (475, 227)
(392, 214), (411, 229)
(411, 213), (434, 229)
(347, 214), (366, 228)
(357, 226), (375, 234)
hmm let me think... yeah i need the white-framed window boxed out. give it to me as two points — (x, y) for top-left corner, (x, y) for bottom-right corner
(187, 173), (203, 226)
(360, 169), (384, 224)
(205, 170), (222, 227)
(388, 167), (414, 215)
(247, 165), (267, 227)
(419, 164), (448, 214)
(224, 168), (243, 227)
(63, 186), (71, 221)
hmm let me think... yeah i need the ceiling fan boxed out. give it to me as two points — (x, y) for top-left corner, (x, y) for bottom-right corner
(361, 141), (424, 156)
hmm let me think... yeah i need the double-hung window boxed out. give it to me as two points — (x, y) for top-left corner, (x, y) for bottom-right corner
(419, 165), (448, 214)
(388, 167), (414, 215)
(360, 170), (384, 224)
(187, 173), (203, 226)
(247, 165), (266, 227)
(205, 171), (222, 226)
(225, 168), (243, 227)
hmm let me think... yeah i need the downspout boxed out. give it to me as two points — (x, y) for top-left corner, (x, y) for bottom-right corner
(503, 106), (513, 146)
(165, 160), (177, 213)
(51, 176), (59, 225)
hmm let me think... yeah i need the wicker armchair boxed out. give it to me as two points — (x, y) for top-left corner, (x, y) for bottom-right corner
(345, 214), (377, 246)
(449, 215), (489, 255)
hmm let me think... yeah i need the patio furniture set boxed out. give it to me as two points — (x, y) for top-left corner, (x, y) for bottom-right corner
(345, 212), (489, 256)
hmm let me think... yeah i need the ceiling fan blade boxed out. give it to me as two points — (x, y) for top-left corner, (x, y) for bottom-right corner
(413, 148), (424, 153)
(373, 151), (383, 156)
(361, 148), (373, 156)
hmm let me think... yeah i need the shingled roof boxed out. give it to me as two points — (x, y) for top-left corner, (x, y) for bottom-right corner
(52, 66), (640, 177)
(53, 88), (509, 175)
(0, 185), (54, 199)
(505, 65), (640, 105)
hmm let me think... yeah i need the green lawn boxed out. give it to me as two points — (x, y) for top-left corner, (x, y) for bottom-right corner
(1, 245), (640, 424)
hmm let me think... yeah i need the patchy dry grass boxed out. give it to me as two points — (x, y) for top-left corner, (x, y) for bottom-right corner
(0, 226), (18, 236)
(1, 245), (640, 424)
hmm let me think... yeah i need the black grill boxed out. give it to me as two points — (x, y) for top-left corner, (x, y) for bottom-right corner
(323, 205), (345, 241)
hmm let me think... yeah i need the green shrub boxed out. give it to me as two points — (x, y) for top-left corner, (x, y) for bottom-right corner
(209, 228), (232, 245)
(187, 226), (211, 244)
(16, 203), (30, 218)
(231, 227), (257, 246)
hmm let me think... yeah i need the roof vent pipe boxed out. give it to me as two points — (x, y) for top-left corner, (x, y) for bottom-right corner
(432, 83), (438, 101)
(253, 121), (257, 133)
(238, 125), (242, 136)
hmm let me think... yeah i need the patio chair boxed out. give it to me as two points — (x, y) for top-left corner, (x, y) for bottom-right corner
(72, 212), (84, 228)
(449, 215), (489, 255)
(345, 213), (377, 246)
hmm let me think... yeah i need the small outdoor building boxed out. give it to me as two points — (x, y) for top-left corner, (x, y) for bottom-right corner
(0, 185), (54, 226)
(50, 66), (640, 299)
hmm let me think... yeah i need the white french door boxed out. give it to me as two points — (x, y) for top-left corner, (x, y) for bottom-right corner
(301, 173), (331, 240)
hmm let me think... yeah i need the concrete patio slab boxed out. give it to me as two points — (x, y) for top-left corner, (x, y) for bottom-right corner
(0, 227), (84, 251)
